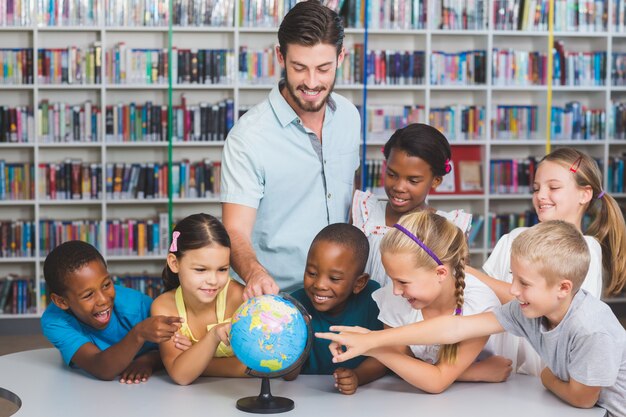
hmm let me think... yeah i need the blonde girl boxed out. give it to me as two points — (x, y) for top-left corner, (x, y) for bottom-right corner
(369, 211), (511, 393)
(151, 213), (246, 385)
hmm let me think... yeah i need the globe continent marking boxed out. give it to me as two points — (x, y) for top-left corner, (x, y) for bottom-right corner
(231, 295), (308, 374)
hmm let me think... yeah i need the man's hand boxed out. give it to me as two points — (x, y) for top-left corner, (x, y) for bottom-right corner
(244, 269), (279, 300)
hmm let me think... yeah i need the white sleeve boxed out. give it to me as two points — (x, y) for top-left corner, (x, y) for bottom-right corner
(372, 284), (416, 328)
(482, 232), (514, 283)
(581, 236), (603, 299)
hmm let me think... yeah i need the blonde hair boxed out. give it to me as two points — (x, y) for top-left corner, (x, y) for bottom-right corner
(511, 221), (590, 291)
(541, 147), (626, 295)
(380, 211), (468, 364)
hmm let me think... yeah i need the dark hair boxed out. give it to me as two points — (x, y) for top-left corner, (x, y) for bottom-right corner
(311, 223), (369, 276)
(383, 123), (452, 177)
(162, 213), (231, 292)
(43, 240), (107, 296)
(278, 0), (344, 57)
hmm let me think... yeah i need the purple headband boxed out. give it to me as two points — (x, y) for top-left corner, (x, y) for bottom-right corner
(393, 224), (443, 266)
(597, 190), (606, 199)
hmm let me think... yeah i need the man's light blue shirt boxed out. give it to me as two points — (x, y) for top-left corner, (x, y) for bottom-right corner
(221, 84), (361, 291)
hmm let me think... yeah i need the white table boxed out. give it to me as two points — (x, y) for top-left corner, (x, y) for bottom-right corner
(0, 349), (607, 417)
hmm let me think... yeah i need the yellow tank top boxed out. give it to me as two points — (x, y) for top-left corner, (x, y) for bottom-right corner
(174, 279), (234, 358)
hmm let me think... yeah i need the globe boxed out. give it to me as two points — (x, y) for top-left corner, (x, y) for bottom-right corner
(230, 293), (311, 414)
(230, 294), (309, 374)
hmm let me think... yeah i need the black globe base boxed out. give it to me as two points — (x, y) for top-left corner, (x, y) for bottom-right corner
(236, 377), (294, 414)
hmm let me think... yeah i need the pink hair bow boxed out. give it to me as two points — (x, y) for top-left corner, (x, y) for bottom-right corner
(169, 231), (180, 252)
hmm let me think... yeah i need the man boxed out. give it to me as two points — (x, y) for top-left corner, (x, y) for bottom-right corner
(221, 0), (361, 298)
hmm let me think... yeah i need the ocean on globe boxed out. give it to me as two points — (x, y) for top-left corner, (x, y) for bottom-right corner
(230, 294), (308, 374)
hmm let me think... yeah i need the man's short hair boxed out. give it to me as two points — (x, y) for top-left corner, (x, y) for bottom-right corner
(511, 221), (590, 291)
(278, 0), (344, 57)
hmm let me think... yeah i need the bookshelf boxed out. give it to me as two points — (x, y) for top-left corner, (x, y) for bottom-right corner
(1, 0), (625, 318)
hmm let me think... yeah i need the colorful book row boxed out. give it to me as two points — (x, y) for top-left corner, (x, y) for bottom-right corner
(493, 0), (607, 31)
(38, 161), (102, 200)
(37, 45), (103, 85)
(489, 157), (537, 194)
(39, 219), (100, 255)
(0, 221), (33, 258)
(106, 214), (169, 256)
(0, 106), (34, 143)
(0, 276), (35, 315)
(0, 161), (34, 200)
(105, 159), (221, 200)
(39, 100), (100, 143)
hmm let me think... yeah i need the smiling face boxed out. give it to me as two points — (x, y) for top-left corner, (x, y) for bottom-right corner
(277, 43), (343, 114)
(532, 160), (591, 227)
(167, 244), (231, 304)
(303, 240), (367, 316)
(381, 250), (444, 310)
(509, 257), (568, 327)
(384, 149), (442, 222)
(51, 260), (115, 330)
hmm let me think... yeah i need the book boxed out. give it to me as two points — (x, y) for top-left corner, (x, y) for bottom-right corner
(458, 160), (483, 192)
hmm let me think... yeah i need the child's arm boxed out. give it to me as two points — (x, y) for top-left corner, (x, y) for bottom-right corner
(540, 367), (602, 409)
(316, 311), (505, 363)
(70, 315), (183, 381)
(157, 320), (231, 385)
(366, 335), (491, 393)
(200, 356), (249, 378)
(333, 357), (388, 395)
(465, 266), (514, 304)
(456, 354), (513, 383)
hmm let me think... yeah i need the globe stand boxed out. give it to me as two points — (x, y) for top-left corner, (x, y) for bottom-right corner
(232, 293), (313, 415)
(236, 377), (294, 414)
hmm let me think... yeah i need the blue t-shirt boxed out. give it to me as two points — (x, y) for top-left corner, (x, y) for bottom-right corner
(41, 285), (157, 366)
(291, 280), (383, 375)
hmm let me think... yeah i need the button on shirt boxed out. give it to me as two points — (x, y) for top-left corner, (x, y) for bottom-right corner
(221, 84), (361, 291)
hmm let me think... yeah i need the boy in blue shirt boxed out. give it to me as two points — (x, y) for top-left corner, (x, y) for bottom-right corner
(289, 223), (387, 394)
(41, 241), (182, 383)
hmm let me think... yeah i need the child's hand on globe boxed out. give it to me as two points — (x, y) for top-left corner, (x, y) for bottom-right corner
(210, 322), (232, 345)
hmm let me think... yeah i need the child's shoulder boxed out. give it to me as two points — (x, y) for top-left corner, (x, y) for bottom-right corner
(151, 289), (177, 315)
(226, 278), (245, 304)
(567, 291), (624, 337)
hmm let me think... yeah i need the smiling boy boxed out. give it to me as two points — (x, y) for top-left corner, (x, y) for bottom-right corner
(288, 223), (387, 395)
(317, 221), (626, 416)
(41, 240), (182, 382)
